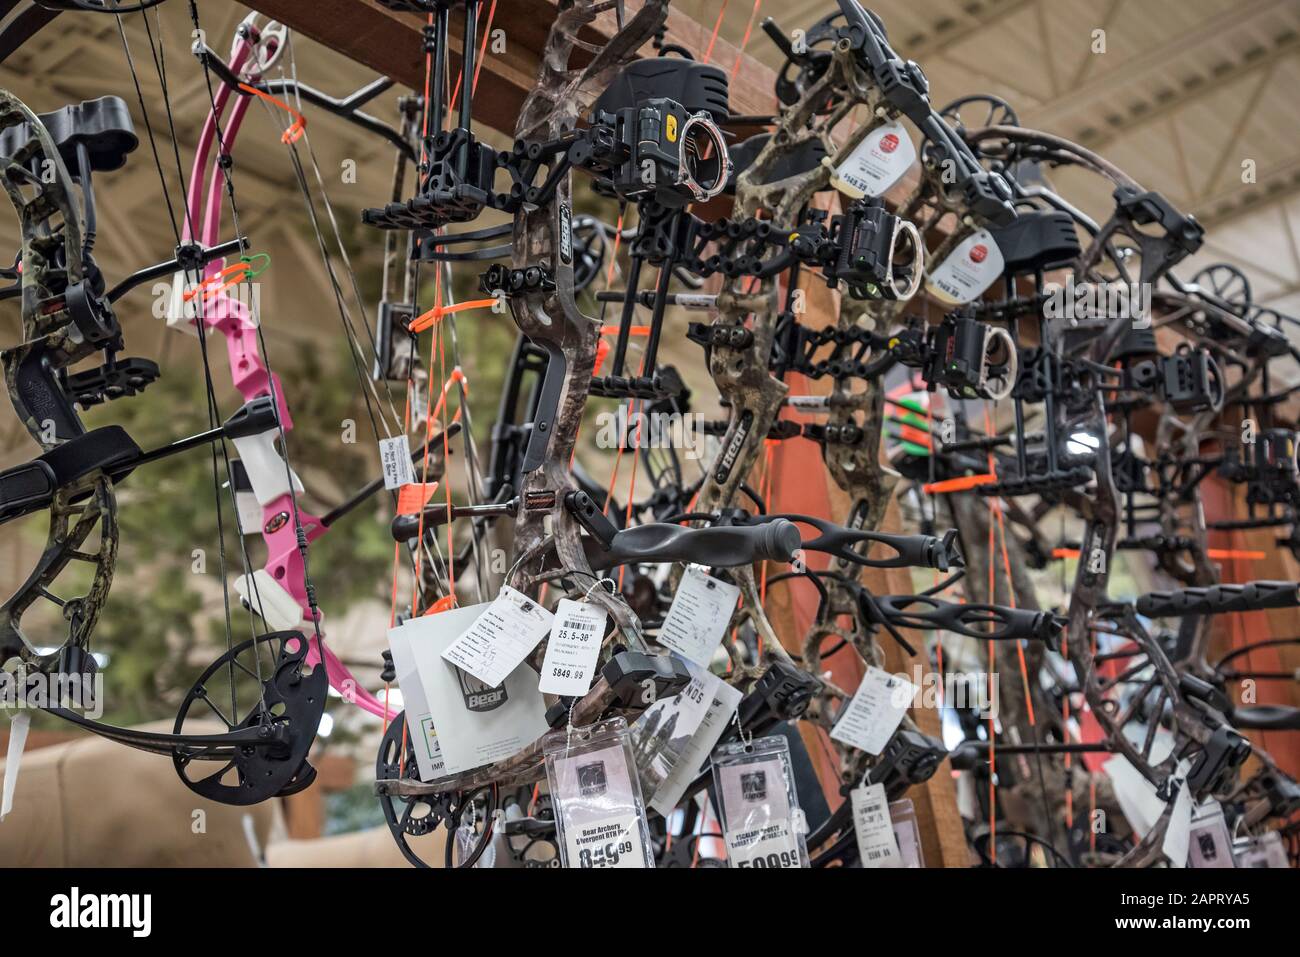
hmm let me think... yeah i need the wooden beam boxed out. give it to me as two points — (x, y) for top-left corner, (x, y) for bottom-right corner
(242, 0), (777, 136)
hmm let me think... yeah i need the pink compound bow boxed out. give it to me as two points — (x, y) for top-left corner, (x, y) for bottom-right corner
(173, 15), (392, 720)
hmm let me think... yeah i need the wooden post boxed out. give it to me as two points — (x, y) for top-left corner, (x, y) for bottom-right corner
(760, 270), (968, 867)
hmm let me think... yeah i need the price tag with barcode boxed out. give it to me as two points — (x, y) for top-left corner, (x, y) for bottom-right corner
(850, 782), (902, 868)
(379, 434), (416, 490)
(658, 567), (740, 668)
(538, 598), (606, 696)
(829, 666), (916, 755)
(441, 585), (554, 688)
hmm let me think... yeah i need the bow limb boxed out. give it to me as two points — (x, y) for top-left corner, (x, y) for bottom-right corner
(174, 24), (396, 719)
(0, 91), (117, 665)
(502, 0), (665, 651)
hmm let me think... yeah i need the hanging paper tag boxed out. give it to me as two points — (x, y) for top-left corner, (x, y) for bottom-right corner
(396, 481), (438, 516)
(829, 666), (916, 755)
(925, 228), (1004, 305)
(441, 585), (554, 689)
(400, 601), (549, 777)
(544, 718), (654, 869)
(648, 670), (743, 816)
(1102, 753), (1164, 838)
(164, 270), (201, 335)
(632, 657), (719, 803)
(712, 736), (808, 869)
(379, 435), (417, 490)
(538, 599), (607, 696)
(1187, 800), (1235, 869)
(1161, 758), (1194, 867)
(387, 620), (447, 780)
(1, 712), (30, 822)
(658, 567), (740, 668)
(850, 782), (902, 868)
(889, 798), (925, 867)
(830, 120), (916, 199)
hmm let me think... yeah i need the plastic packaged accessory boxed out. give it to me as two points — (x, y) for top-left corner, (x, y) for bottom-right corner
(711, 735), (809, 868)
(543, 717), (654, 869)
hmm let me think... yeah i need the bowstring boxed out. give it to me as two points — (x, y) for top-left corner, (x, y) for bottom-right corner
(114, 5), (269, 725)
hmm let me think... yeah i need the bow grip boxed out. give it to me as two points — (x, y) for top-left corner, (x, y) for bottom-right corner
(585, 518), (802, 571)
(1136, 580), (1300, 618)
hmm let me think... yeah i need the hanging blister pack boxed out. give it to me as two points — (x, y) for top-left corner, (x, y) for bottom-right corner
(544, 718), (654, 869)
(1232, 829), (1289, 868)
(712, 736), (809, 869)
(1187, 800), (1235, 868)
(889, 798), (925, 867)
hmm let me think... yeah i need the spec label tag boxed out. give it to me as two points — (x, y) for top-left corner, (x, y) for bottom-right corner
(658, 567), (740, 668)
(830, 666), (916, 755)
(441, 585), (554, 688)
(379, 435), (416, 490)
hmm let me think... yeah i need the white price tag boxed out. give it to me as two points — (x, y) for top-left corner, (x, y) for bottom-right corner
(1102, 753), (1166, 838)
(850, 783), (902, 868)
(658, 567), (740, 668)
(379, 435), (416, 490)
(164, 270), (200, 335)
(830, 120), (917, 199)
(538, 599), (606, 696)
(829, 666), (916, 755)
(726, 821), (802, 869)
(441, 586), (554, 688)
(925, 228), (1004, 305)
(566, 813), (646, 869)
(1160, 759), (1194, 868)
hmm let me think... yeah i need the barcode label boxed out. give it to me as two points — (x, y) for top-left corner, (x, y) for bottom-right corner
(538, 598), (607, 697)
